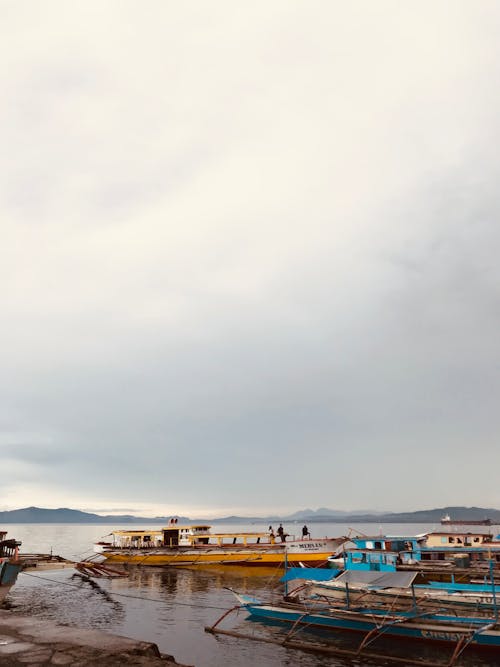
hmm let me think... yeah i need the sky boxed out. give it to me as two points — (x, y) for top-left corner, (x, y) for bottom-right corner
(1, 1), (500, 518)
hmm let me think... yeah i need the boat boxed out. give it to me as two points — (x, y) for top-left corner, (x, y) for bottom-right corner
(441, 514), (492, 526)
(94, 523), (347, 567)
(0, 531), (22, 604)
(291, 569), (500, 616)
(231, 589), (500, 648)
(206, 572), (500, 666)
(206, 555), (500, 663)
(332, 531), (500, 582)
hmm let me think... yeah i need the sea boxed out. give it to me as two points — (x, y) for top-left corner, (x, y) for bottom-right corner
(4, 521), (500, 667)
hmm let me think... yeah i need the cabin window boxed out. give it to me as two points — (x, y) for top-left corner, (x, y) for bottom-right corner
(448, 537), (455, 543)
(374, 541), (383, 549)
(474, 537), (480, 543)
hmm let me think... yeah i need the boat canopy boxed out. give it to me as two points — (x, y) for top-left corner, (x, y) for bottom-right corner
(112, 530), (162, 537)
(334, 570), (418, 588)
(281, 567), (337, 583)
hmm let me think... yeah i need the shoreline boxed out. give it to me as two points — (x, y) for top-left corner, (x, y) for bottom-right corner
(0, 610), (191, 666)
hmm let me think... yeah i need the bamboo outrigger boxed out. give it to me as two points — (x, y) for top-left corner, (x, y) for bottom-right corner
(205, 568), (500, 666)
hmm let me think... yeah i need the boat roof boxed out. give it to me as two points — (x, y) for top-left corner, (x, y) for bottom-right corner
(112, 530), (163, 537)
(335, 570), (418, 588)
(208, 531), (270, 538)
(163, 524), (211, 530)
(428, 530), (493, 537)
(352, 534), (427, 541)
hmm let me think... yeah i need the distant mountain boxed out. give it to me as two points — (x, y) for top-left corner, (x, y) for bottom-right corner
(283, 507), (385, 520)
(0, 506), (181, 524)
(287, 506), (500, 524)
(1, 505), (499, 524)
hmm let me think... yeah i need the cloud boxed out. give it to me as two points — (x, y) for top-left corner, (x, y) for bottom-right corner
(1, 1), (500, 515)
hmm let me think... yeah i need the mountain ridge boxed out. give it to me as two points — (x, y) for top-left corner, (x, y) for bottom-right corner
(0, 505), (499, 524)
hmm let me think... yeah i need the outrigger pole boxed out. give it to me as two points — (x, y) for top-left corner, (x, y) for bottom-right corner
(206, 592), (499, 667)
(205, 615), (450, 667)
(490, 559), (498, 622)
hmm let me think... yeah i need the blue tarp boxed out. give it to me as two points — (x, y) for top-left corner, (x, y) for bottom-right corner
(281, 567), (340, 582)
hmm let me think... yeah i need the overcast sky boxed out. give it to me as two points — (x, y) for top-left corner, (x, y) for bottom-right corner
(1, 1), (499, 518)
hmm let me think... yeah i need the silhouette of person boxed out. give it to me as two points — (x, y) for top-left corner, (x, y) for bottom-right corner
(277, 523), (285, 542)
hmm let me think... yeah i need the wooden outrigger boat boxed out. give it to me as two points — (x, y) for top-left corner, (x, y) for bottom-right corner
(206, 571), (500, 665)
(288, 569), (500, 617)
(232, 591), (500, 647)
(94, 523), (347, 568)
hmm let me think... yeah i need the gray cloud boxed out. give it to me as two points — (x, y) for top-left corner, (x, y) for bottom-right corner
(1, 1), (500, 516)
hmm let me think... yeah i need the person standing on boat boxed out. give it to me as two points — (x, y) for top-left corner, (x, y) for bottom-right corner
(277, 524), (286, 542)
(302, 524), (310, 540)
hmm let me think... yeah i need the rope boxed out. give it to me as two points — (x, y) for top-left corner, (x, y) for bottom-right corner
(20, 571), (230, 611)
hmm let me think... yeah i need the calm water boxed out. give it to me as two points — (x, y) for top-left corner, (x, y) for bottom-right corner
(4, 522), (500, 666)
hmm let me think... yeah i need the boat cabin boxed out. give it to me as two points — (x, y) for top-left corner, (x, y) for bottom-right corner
(350, 535), (426, 554)
(162, 525), (275, 547)
(337, 535), (426, 572)
(0, 531), (21, 558)
(110, 530), (163, 548)
(163, 524), (212, 547)
(109, 524), (279, 549)
(425, 531), (495, 548)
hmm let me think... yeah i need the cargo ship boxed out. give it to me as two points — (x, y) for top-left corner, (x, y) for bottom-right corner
(440, 514), (492, 526)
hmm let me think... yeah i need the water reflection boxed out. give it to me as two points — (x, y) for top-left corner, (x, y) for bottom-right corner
(9, 569), (125, 630)
(11, 566), (499, 666)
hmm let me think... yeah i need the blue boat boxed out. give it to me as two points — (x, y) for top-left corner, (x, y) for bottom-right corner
(0, 531), (22, 604)
(232, 587), (500, 649)
(328, 532), (500, 585)
(288, 569), (500, 617)
(206, 569), (500, 664)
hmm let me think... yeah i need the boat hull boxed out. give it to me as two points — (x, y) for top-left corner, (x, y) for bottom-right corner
(0, 560), (22, 604)
(99, 547), (333, 567)
(241, 599), (500, 647)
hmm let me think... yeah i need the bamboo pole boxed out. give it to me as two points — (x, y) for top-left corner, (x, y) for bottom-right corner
(205, 625), (451, 667)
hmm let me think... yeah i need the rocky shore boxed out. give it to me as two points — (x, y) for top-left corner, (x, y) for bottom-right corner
(0, 610), (191, 666)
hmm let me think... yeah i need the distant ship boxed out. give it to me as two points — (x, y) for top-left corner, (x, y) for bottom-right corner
(440, 513), (492, 526)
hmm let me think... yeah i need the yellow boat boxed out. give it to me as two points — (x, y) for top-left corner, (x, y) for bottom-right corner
(94, 523), (346, 568)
